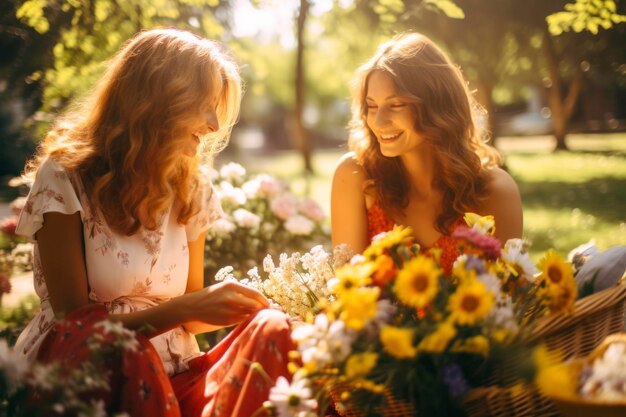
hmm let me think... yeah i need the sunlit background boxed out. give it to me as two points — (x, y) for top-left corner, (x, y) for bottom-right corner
(1, 0), (625, 259)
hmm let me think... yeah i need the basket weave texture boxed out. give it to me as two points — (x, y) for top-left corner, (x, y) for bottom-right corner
(463, 284), (626, 417)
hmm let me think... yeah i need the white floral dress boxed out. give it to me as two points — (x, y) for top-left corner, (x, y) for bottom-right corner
(14, 158), (223, 376)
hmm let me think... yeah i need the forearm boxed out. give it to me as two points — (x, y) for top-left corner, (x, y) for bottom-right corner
(182, 320), (226, 335)
(109, 296), (190, 338)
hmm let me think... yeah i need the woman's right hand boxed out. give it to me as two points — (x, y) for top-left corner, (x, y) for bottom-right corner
(181, 281), (270, 327)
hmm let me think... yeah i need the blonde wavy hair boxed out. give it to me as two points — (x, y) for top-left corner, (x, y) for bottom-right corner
(25, 28), (242, 235)
(349, 32), (501, 233)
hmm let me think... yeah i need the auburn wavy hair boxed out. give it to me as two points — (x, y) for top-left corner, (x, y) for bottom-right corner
(25, 28), (242, 235)
(349, 32), (501, 233)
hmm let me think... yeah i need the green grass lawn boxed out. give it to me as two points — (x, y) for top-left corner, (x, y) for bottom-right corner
(226, 133), (626, 261)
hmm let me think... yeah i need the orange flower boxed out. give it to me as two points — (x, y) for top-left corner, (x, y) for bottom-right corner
(372, 254), (397, 286)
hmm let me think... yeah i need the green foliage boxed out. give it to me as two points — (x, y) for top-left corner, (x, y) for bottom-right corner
(425, 0), (465, 19)
(15, 0), (227, 120)
(547, 0), (626, 35)
(0, 294), (39, 346)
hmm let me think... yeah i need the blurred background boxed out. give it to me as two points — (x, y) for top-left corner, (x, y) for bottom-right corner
(0, 0), (625, 259)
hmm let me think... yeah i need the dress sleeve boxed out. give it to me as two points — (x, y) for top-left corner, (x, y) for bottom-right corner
(16, 158), (84, 240)
(185, 169), (224, 242)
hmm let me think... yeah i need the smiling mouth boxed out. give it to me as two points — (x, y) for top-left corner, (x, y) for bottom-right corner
(379, 132), (402, 142)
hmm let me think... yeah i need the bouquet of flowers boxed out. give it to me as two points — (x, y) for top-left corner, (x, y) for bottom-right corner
(204, 162), (329, 283)
(267, 214), (578, 417)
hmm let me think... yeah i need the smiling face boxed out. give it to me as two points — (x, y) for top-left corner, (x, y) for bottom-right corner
(365, 70), (423, 158)
(179, 81), (223, 157)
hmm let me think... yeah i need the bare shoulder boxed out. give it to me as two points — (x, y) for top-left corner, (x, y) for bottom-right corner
(481, 166), (523, 241)
(334, 152), (367, 181)
(333, 152), (369, 193)
(485, 166), (520, 199)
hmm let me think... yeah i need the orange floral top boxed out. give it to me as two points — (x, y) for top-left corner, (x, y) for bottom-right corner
(367, 202), (465, 274)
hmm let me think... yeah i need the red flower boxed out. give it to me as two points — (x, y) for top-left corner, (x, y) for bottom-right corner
(0, 216), (18, 237)
(0, 274), (11, 295)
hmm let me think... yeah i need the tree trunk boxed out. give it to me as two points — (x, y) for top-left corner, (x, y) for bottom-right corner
(474, 78), (497, 147)
(294, 0), (314, 173)
(542, 29), (583, 151)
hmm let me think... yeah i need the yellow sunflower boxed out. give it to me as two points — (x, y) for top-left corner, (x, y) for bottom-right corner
(537, 249), (573, 287)
(380, 326), (418, 359)
(394, 256), (441, 309)
(540, 278), (577, 315)
(448, 281), (495, 326)
(334, 262), (374, 294)
(340, 286), (380, 330)
(364, 225), (414, 258)
(418, 320), (457, 353)
(345, 352), (378, 379)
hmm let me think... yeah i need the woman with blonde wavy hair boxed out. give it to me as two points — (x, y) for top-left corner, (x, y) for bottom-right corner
(331, 33), (522, 271)
(14, 28), (292, 417)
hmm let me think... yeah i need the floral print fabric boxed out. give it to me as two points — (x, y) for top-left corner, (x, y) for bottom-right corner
(14, 158), (223, 375)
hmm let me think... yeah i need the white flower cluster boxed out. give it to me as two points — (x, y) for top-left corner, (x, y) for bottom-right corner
(292, 314), (357, 370)
(10, 243), (34, 273)
(580, 341), (626, 401)
(216, 245), (342, 319)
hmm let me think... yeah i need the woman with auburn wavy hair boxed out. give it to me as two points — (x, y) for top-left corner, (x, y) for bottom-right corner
(331, 33), (522, 272)
(14, 28), (293, 417)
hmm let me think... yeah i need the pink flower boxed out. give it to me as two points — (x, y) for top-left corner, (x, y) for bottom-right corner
(299, 198), (325, 222)
(452, 226), (502, 260)
(270, 194), (297, 220)
(256, 174), (282, 198)
(0, 274), (11, 296)
(0, 216), (18, 237)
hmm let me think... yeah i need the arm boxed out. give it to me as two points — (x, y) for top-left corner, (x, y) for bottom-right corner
(181, 232), (268, 335)
(37, 212), (268, 338)
(331, 152), (369, 254)
(479, 167), (523, 244)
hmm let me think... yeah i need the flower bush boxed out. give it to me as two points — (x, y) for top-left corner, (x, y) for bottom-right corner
(0, 319), (138, 417)
(267, 214), (578, 416)
(204, 162), (329, 283)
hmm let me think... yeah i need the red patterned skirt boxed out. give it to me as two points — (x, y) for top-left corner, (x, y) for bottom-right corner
(37, 304), (294, 417)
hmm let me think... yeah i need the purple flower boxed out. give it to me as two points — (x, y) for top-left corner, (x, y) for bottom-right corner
(442, 363), (470, 398)
(464, 255), (487, 275)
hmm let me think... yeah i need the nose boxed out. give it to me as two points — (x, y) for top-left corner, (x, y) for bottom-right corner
(370, 107), (390, 129)
(204, 109), (219, 133)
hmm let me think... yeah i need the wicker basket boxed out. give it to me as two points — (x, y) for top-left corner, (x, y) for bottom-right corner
(463, 284), (626, 417)
(327, 381), (413, 417)
(545, 333), (626, 417)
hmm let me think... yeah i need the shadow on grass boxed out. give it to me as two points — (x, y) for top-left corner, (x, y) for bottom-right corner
(567, 150), (626, 158)
(518, 176), (626, 224)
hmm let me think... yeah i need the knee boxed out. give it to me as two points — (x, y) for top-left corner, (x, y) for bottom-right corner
(250, 309), (292, 338)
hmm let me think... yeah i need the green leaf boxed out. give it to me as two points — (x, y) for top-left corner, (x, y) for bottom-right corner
(16, 0), (50, 34)
(427, 0), (465, 19)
